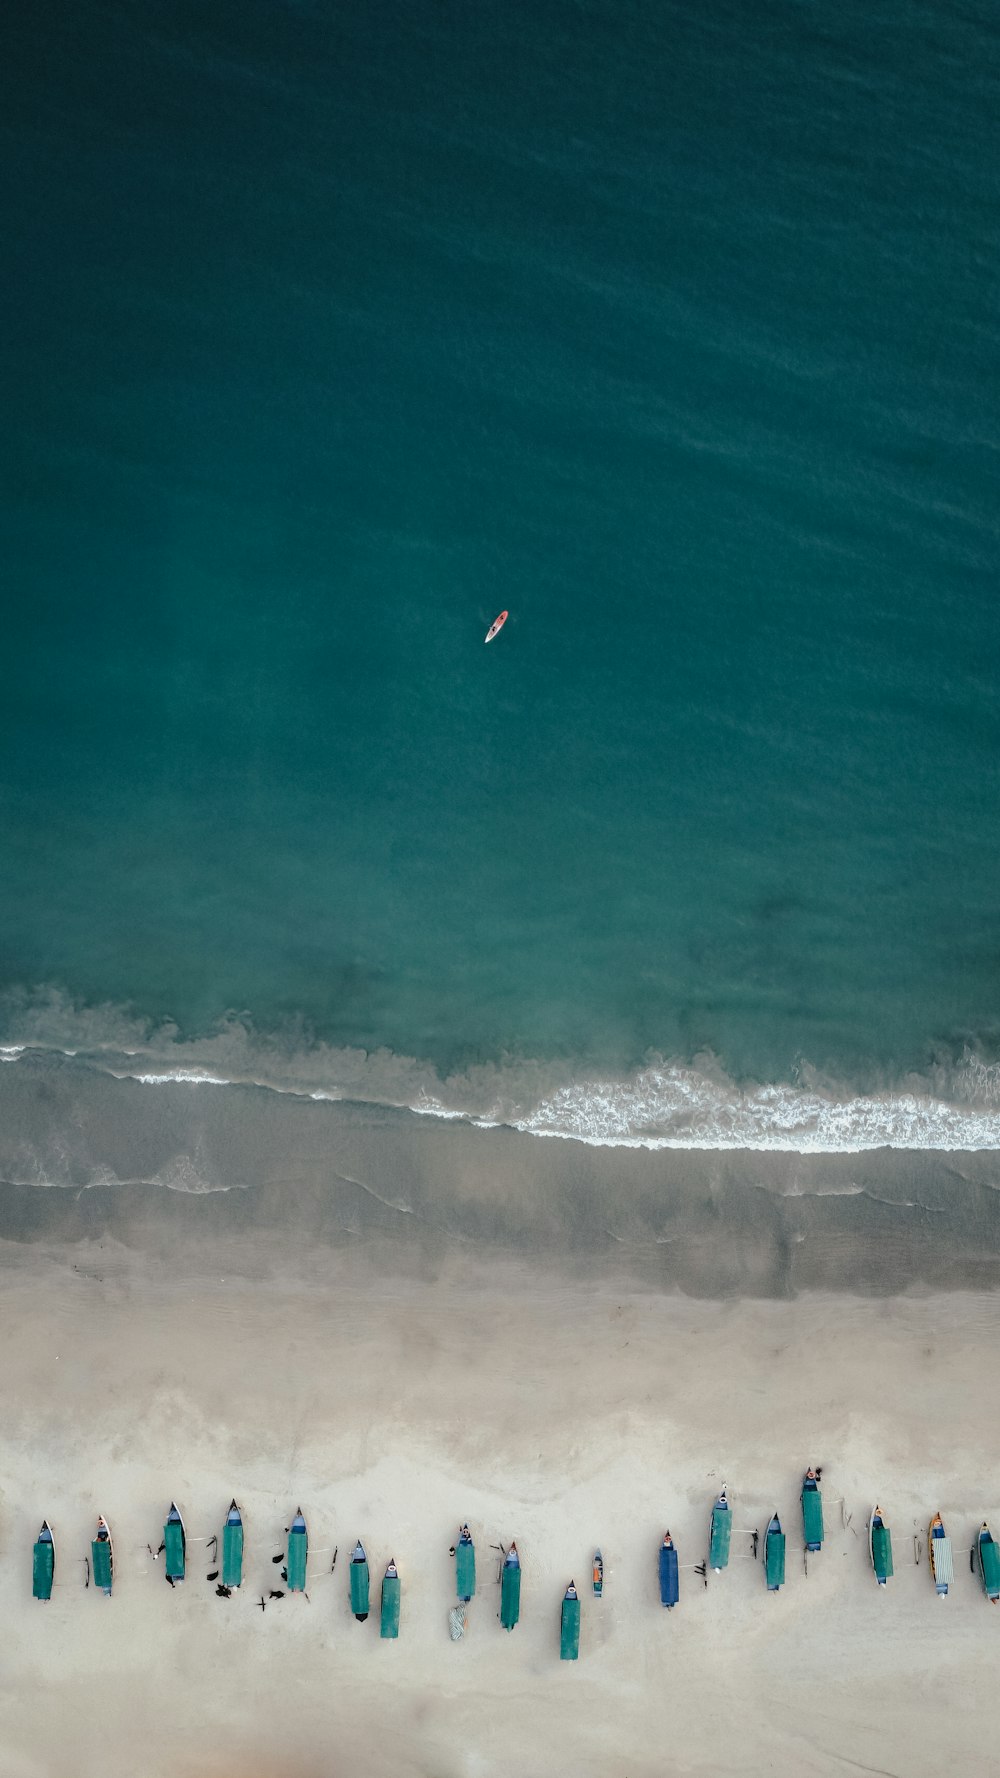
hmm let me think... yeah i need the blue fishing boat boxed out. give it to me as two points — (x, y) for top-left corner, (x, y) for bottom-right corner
(32, 1522), (55, 1601)
(350, 1540), (370, 1621)
(286, 1509), (308, 1593)
(709, 1487), (732, 1572)
(222, 1500), (244, 1589)
(500, 1543), (521, 1631)
(801, 1468), (824, 1552)
(455, 1524), (475, 1603)
(559, 1581), (580, 1660)
(977, 1523), (1000, 1603)
(869, 1506), (893, 1585)
(163, 1503), (186, 1583)
(658, 1532), (679, 1607)
(380, 1559), (400, 1638)
(92, 1516), (114, 1597)
(764, 1511), (786, 1592)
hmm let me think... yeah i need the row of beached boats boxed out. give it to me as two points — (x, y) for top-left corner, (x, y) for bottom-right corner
(29, 1474), (1000, 1636)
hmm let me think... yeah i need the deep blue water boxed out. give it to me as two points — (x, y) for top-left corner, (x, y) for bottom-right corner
(2, 0), (999, 1137)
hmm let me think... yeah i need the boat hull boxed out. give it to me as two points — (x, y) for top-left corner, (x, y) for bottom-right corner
(164, 1508), (185, 1583)
(870, 1510), (893, 1585)
(658, 1541), (679, 1607)
(709, 1499), (731, 1572)
(560, 1591), (580, 1661)
(287, 1516), (308, 1593)
(978, 1526), (1000, 1602)
(801, 1480), (824, 1552)
(92, 1524), (113, 1596)
(32, 1526), (55, 1602)
(351, 1551), (371, 1621)
(455, 1537), (476, 1603)
(380, 1571), (400, 1639)
(222, 1506), (244, 1589)
(500, 1557), (521, 1630)
(764, 1517), (786, 1592)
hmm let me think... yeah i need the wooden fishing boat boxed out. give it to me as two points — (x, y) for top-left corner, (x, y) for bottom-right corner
(658, 1532), (679, 1607)
(164, 1503), (186, 1583)
(592, 1550), (603, 1597)
(380, 1559), (400, 1639)
(286, 1509), (308, 1594)
(977, 1523), (1000, 1603)
(92, 1516), (114, 1597)
(801, 1468), (824, 1552)
(560, 1581), (580, 1661)
(869, 1506), (893, 1585)
(764, 1511), (786, 1592)
(455, 1524), (476, 1603)
(500, 1542), (521, 1631)
(928, 1512), (953, 1597)
(222, 1500), (244, 1589)
(350, 1540), (370, 1621)
(32, 1521), (55, 1601)
(709, 1487), (731, 1572)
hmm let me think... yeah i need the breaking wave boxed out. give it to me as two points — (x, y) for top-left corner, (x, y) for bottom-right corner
(2, 987), (1000, 1152)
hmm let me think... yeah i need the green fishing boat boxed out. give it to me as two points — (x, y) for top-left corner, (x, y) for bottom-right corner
(92, 1516), (114, 1597)
(350, 1540), (370, 1620)
(764, 1512), (785, 1591)
(559, 1581), (580, 1660)
(286, 1509), (308, 1593)
(500, 1542), (521, 1630)
(455, 1524), (476, 1602)
(222, 1500), (244, 1589)
(709, 1487), (731, 1572)
(163, 1503), (186, 1583)
(869, 1505), (893, 1585)
(380, 1559), (400, 1638)
(977, 1523), (1000, 1603)
(801, 1468), (824, 1552)
(32, 1521), (55, 1601)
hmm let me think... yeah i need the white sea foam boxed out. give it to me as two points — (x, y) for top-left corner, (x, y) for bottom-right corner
(2, 988), (1000, 1153)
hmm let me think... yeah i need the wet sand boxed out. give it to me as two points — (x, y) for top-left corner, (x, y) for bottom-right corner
(1, 1222), (999, 1778)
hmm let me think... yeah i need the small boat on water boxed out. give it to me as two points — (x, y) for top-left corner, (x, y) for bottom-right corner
(455, 1524), (476, 1603)
(764, 1512), (786, 1592)
(33, 1522), (55, 1601)
(92, 1516), (114, 1597)
(709, 1487), (732, 1572)
(222, 1500), (244, 1589)
(500, 1542), (521, 1631)
(286, 1509), (308, 1594)
(350, 1540), (370, 1621)
(380, 1559), (400, 1639)
(592, 1550), (603, 1597)
(928, 1512), (953, 1597)
(801, 1468), (824, 1552)
(560, 1581), (580, 1661)
(658, 1532), (679, 1608)
(870, 1506), (893, 1585)
(164, 1503), (186, 1583)
(484, 610), (509, 644)
(977, 1523), (1000, 1603)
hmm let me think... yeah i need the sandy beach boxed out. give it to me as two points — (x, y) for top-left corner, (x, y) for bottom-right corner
(2, 1208), (999, 1778)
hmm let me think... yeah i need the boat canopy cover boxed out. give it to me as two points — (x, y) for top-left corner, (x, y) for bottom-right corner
(222, 1516), (244, 1588)
(500, 1559), (521, 1630)
(381, 1570), (401, 1639)
(765, 1524), (786, 1590)
(981, 1533), (1000, 1596)
(92, 1536), (113, 1593)
(32, 1535), (55, 1601)
(350, 1553), (371, 1618)
(709, 1504), (732, 1570)
(802, 1486), (824, 1550)
(871, 1523), (893, 1579)
(456, 1538), (476, 1602)
(164, 1515), (185, 1581)
(560, 1591), (581, 1660)
(287, 1523), (308, 1593)
(932, 1536), (954, 1586)
(658, 1541), (679, 1607)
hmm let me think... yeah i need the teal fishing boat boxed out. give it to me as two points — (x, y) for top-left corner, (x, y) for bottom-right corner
(709, 1487), (731, 1572)
(350, 1541), (370, 1621)
(287, 1509), (308, 1593)
(455, 1524), (475, 1602)
(32, 1522), (55, 1601)
(560, 1581), (580, 1660)
(977, 1523), (1000, 1603)
(164, 1504), (186, 1583)
(928, 1512), (953, 1598)
(500, 1542), (521, 1631)
(801, 1468), (824, 1552)
(222, 1500), (244, 1589)
(92, 1516), (114, 1596)
(869, 1506), (893, 1585)
(380, 1559), (400, 1638)
(764, 1512), (786, 1592)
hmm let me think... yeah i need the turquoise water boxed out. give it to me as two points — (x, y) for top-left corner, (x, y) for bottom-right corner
(2, 0), (999, 1140)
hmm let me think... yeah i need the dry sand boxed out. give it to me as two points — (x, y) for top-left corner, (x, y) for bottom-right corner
(1, 1227), (999, 1778)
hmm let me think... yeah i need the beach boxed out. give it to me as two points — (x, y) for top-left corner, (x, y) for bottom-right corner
(1, 1107), (999, 1778)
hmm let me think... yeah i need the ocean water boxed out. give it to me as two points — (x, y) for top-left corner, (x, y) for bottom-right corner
(2, 0), (999, 1151)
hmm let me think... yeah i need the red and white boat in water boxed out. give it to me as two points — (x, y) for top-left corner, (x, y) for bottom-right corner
(484, 610), (508, 644)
